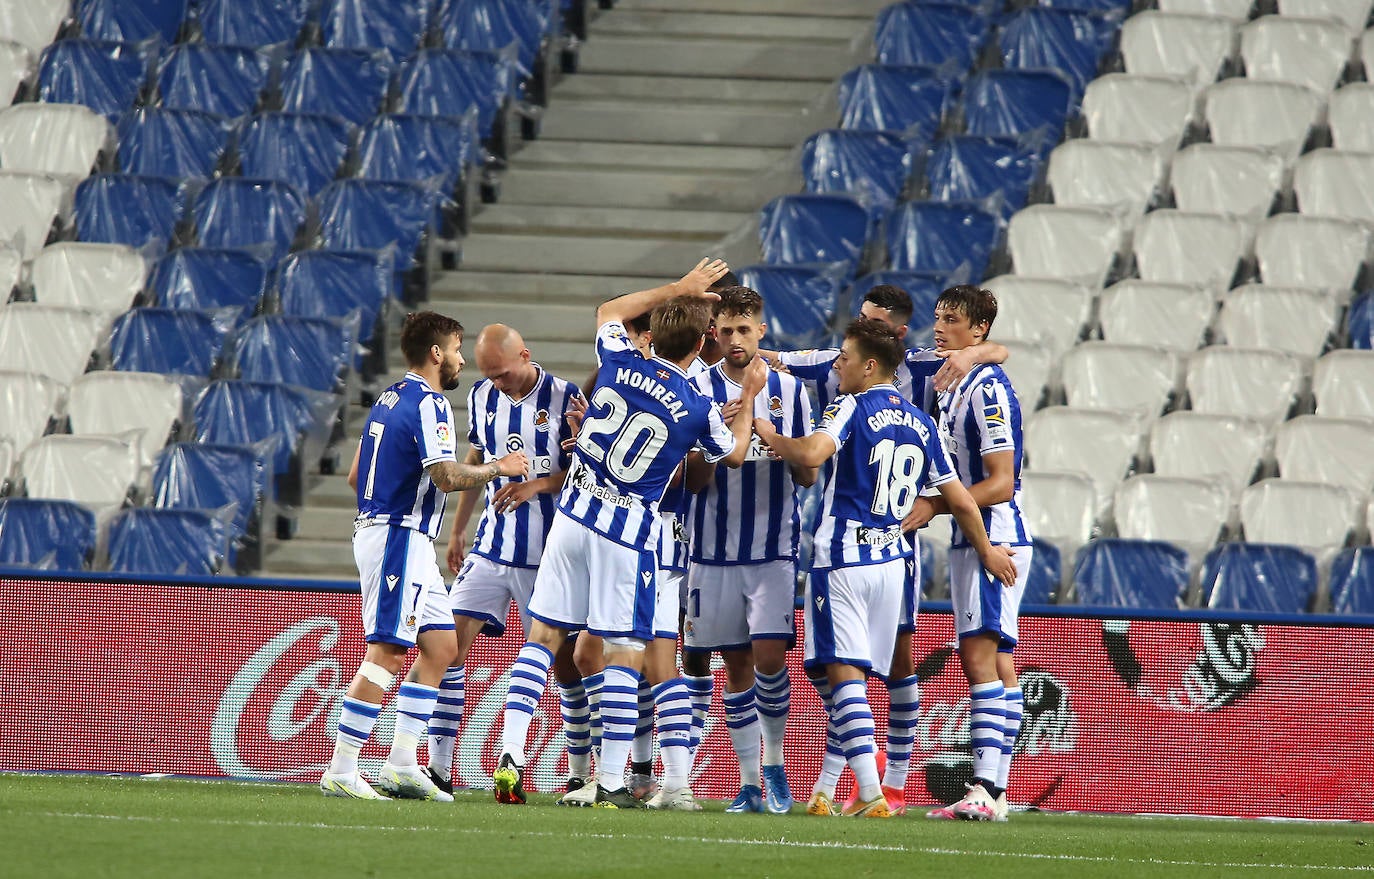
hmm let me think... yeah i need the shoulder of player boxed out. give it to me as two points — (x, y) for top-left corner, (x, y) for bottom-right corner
(965, 363), (1016, 401)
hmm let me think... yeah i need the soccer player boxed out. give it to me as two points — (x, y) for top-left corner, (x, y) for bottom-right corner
(321, 311), (529, 801)
(907, 286), (1032, 823)
(753, 317), (1016, 818)
(684, 285), (816, 814)
(422, 324), (584, 795)
(492, 259), (767, 809)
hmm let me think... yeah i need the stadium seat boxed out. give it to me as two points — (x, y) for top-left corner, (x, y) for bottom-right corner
(844, 269), (954, 349)
(884, 200), (1000, 278)
(1202, 78), (1323, 161)
(77, 0), (187, 43)
(1239, 14), (1355, 94)
(273, 249), (392, 361)
(0, 304), (107, 386)
(996, 7), (1116, 98)
(109, 308), (231, 377)
(1217, 285), (1337, 358)
(997, 338), (1053, 409)
(1119, 11), (1236, 89)
(395, 48), (515, 145)
(319, 0), (432, 62)
(1328, 83), (1374, 151)
(1156, 0), (1252, 22)
(874, 1), (990, 70)
(193, 0), (311, 48)
(982, 275), (1093, 356)
(279, 47), (394, 127)
(1150, 410), (1268, 498)
(1313, 350), (1374, 419)
(1047, 140), (1164, 219)
(1071, 538), (1190, 609)
(0, 370), (64, 458)
(924, 133), (1046, 220)
(354, 114), (480, 216)
(1115, 474), (1231, 555)
(314, 178), (446, 277)
(0, 40), (30, 109)
(734, 264), (844, 350)
(30, 242), (147, 318)
(68, 371), (183, 467)
(0, 0), (72, 54)
(1098, 280), (1215, 353)
(1254, 214), (1369, 297)
(1025, 406), (1146, 514)
(1200, 542), (1318, 613)
(37, 38), (150, 121)
(73, 174), (184, 251)
(1275, 415), (1374, 496)
(0, 102), (112, 178)
(1169, 144), (1286, 221)
(0, 171), (65, 260)
(1293, 148), (1374, 225)
(229, 315), (352, 394)
(235, 112), (352, 197)
(152, 441), (267, 568)
(147, 247), (269, 319)
(191, 178), (309, 264)
(1329, 547), (1374, 615)
(961, 68), (1075, 138)
(758, 193), (870, 273)
(437, 0), (556, 97)
(1277, 0), (1372, 32)
(1019, 469), (1097, 550)
(20, 434), (142, 509)
(1186, 345), (1307, 425)
(116, 108), (233, 181)
(1024, 537), (1062, 605)
(1347, 295), (1373, 350)
(801, 129), (912, 219)
(1133, 210), (1249, 295)
(1061, 342), (1180, 416)
(1081, 74), (1195, 149)
(106, 507), (230, 576)
(0, 242), (16, 299)
(156, 44), (273, 118)
(837, 63), (955, 141)
(1007, 205), (1123, 287)
(0, 498), (97, 571)
(1240, 477), (1361, 555)
(0, 436), (11, 490)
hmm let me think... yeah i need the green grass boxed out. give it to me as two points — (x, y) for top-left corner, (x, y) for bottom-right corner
(4, 775), (1370, 878)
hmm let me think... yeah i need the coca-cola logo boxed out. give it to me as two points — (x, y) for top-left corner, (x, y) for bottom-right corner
(1102, 620), (1263, 711)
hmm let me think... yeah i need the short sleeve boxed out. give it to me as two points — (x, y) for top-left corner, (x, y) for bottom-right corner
(816, 394), (857, 452)
(697, 398), (737, 464)
(595, 321), (637, 367)
(418, 393), (458, 467)
(924, 424), (958, 488)
(972, 376), (1016, 455)
(779, 348), (840, 384)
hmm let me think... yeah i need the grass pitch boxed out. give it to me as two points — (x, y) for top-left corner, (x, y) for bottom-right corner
(5, 774), (1370, 878)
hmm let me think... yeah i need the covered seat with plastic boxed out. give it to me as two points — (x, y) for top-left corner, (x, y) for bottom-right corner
(20, 434), (142, 509)
(1169, 144), (1286, 221)
(997, 338), (1053, 409)
(191, 178), (309, 263)
(314, 178), (445, 276)
(147, 247), (269, 319)
(884, 199), (1000, 278)
(116, 107), (232, 181)
(1070, 539), (1190, 609)
(0, 498), (97, 571)
(1150, 410), (1268, 498)
(924, 133), (1047, 220)
(77, 0), (187, 43)
(152, 441), (267, 567)
(0, 370), (64, 459)
(192, 379), (339, 493)
(1133, 210), (1249, 295)
(1025, 406), (1147, 515)
(229, 315), (352, 394)
(801, 129), (912, 220)
(1007, 204), (1123, 287)
(1217, 285), (1338, 358)
(1019, 469), (1097, 552)
(837, 63), (956, 141)
(1293, 148), (1374, 224)
(0, 304), (107, 385)
(1329, 547), (1374, 615)
(1098, 280), (1215, 353)
(1202, 78), (1324, 161)
(235, 112), (353, 197)
(1328, 83), (1374, 151)
(1254, 214), (1369, 296)
(996, 6), (1118, 98)
(0, 102), (112, 177)
(0, 171), (68, 259)
(37, 37), (151, 120)
(193, 0), (312, 48)
(319, 0), (432, 62)
(1047, 139), (1164, 219)
(1185, 345), (1308, 425)
(733, 264), (844, 350)
(0, 40), (31, 110)
(0, 0), (74, 54)
(758, 193), (870, 274)
(109, 307), (231, 377)
(68, 370), (183, 467)
(30, 242), (147, 319)
(156, 43), (272, 118)
(874, 1), (990, 70)
(279, 47), (394, 127)
(1114, 474), (1231, 555)
(1061, 342), (1179, 416)
(1119, 11), (1236, 89)
(1081, 73), (1195, 148)
(961, 68), (1075, 138)
(73, 174), (184, 251)
(1275, 415), (1374, 496)
(395, 48), (515, 143)
(1200, 542), (1318, 613)
(982, 275), (1093, 356)
(1313, 349), (1374, 419)
(1239, 14), (1355, 94)
(1240, 477), (1362, 556)
(106, 507), (231, 576)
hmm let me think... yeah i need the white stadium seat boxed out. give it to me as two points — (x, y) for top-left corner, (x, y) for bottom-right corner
(1240, 477), (1361, 554)
(1278, 0), (1372, 34)
(1329, 84), (1374, 151)
(0, 171), (67, 260)
(68, 372), (184, 468)
(1133, 210), (1250, 294)
(1121, 11), (1237, 87)
(0, 436), (11, 487)
(1157, 0), (1254, 23)
(1169, 143), (1286, 221)
(1217, 285), (1339, 357)
(1364, 27), (1374, 75)
(0, 369), (63, 457)
(983, 275), (1094, 356)
(0, 303), (107, 385)
(1240, 15), (1356, 94)
(1293, 148), (1374, 224)
(1255, 213), (1369, 297)
(1025, 406), (1148, 515)
(19, 434), (142, 509)
(0, 103), (111, 178)
(1150, 410), (1269, 497)
(0, 40), (31, 109)
(1186, 345), (1308, 424)
(997, 337), (1054, 409)
(1203, 78), (1324, 161)
(1047, 140), (1165, 219)
(1313, 349), (1374, 418)
(1061, 342), (1180, 416)
(1115, 474), (1232, 552)
(0, 0), (71, 55)
(1276, 414), (1374, 494)
(30, 243), (148, 318)
(1020, 469), (1097, 549)
(0, 243), (20, 298)
(1098, 280), (1216, 353)
(1081, 74), (1196, 149)
(1008, 205), (1124, 288)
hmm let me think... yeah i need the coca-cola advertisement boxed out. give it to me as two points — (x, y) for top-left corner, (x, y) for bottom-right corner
(2, 572), (1370, 820)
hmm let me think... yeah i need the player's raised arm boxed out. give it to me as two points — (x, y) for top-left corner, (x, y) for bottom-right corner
(717, 353), (768, 468)
(444, 445), (486, 573)
(595, 258), (730, 328)
(427, 451), (528, 494)
(753, 416), (838, 469)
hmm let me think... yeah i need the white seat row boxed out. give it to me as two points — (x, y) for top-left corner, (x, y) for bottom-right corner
(0, 0), (68, 55)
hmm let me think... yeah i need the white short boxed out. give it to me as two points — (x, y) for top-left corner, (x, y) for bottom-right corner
(683, 559), (797, 652)
(949, 544), (1033, 650)
(527, 513), (656, 640)
(655, 568), (684, 640)
(353, 524), (453, 647)
(804, 559), (904, 678)
(450, 553), (536, 638)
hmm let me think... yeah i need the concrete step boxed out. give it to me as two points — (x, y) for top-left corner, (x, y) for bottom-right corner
(617, 0), (890, 15)
(514, 140), (790, 174)
(460, 232), (715, 277)
(470, 204), (749, 240)
(422, 300), (597, 343)
(262, 538), (358, 579)
(553, 74), (822, 105)
(497, 166), (787, 211)
(537, 95), (820, 147)
(593, 10), (872, 41)
(578, 35), (863, 82)
(429, 270), (667, 304)
(295, 505), (357, 542)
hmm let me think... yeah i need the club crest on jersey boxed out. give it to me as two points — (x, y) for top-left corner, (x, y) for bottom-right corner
(406, 614), (416, 628)
(505, 433), (525, 453)
(533, 408), (552, 431)
(767, 395), (784, 418)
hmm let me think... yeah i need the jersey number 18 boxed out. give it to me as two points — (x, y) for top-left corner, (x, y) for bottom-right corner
(868, 438), (923, 518)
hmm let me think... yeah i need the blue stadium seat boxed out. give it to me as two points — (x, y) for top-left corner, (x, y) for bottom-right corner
(1040, 0), (1132, 12)
(1071, 538), (1189, 609)
(355, 113), (479, 232)
(1024, 537), (1062, 605)
(437, 0), (554, 99)
(1350, 293), (1372, 350)
(396, 48), (516, 147)
(156, 44), (272, 118)
(875, 2), (990, 70)
(758, 193), (870, 275)
(925, 133), (1048, 219)
(192, 178), (308, 263)
(838, 64), (956, 141)
(193, 0), (312, 48)
(117, 107), (233, 180)
(0, 498), (97, 571)
(148, 247), (269, 319)
(275, 249), (392, 373)
(38, 38), (151, 120)
(152, 441), (267, 569)
(78, 0), (188, 43)
(279, 48), (394, 127)
(801, 129), (913, 220)
(236, 112), (352, 196)
(1201, 543), (1318, 614)
(110, 307), (231, 376)
(734, 264), (844, 350)
(1330, 547), (1374, 615)
(997, 7), (1116, 99)
(74, 174), (184, 251)
(846, 269), (957, 348)
(883, 200), (1001, 278)
(230, 315), (351, 394)
(962, 69), (1075, 138)
(107, 507), (230, 576)
(320, 0), (434, 62)
(315, 178), (445, 286)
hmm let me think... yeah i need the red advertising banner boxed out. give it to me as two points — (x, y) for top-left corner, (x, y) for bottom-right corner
(2, 574), (1370, 820)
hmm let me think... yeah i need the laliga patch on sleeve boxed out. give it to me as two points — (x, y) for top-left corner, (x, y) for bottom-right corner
(435, 421), (455, 452)
(821, 402), (843, 426)
(982, 404), (1012, 445)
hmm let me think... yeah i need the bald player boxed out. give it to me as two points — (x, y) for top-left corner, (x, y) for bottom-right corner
(424, 324), (585, 793)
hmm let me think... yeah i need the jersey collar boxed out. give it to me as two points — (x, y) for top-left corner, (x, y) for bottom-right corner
(404, 371), (435, 393)
(499, 363), (546, 405)
(651, 356), (688, 378)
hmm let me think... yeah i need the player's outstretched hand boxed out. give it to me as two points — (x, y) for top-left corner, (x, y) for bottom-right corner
(720, 398), (744, 425)
(496, 451), (530, 478)
(446, 534), (467, 575)
(740, 353), (768, 398)
(901, 497), (937, 533)
(752, 417), (778, 446)
(492, 479), (539, 514)
(980, 544), (1018, 587)
(676, 257), (730, 298)
(932, 346), (983, 392)
(562, 395), (587, 450)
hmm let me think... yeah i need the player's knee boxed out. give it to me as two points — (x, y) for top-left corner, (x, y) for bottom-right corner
(681, 649), (710, 676)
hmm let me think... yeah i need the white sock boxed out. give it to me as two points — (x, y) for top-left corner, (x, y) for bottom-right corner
(426, 666), (465, 779)
(753, 666), (790, 767)
(997, 686), (1023, 793)
(559, 681), (592, 780)
(329, 696), (381, 776)
(832, 679), (881, 802)
(969, 680), (1006, 789)
(883, 674), (919, 791)
(723, 687), (761, 789)
(500, 643), (554, 765)
(653, 677), (693, 790)
(596, 666), (640, 791)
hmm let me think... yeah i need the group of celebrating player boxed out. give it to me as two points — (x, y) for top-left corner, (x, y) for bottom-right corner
(319, 257), (1033, 820)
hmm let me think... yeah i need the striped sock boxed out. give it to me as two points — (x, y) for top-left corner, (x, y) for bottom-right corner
(653, 677), (693, 790)
(882, 674), (919, 791)
(996, 686), (1023, 793)
(970, 680), (1007, 789)
(559, 681), (592, 780)
(684, 673), (713, 757)
(388, 681), (438, 767)
(811, 677), (844, 799)
(832, 679), (881, 802)
(631, 674), (655, 768)
(426, 666), (465, 779)
(723, 687), (761, 789)
(501, 643), (554, 765)
(329, 696), (381, 776)
(583, 670), (605, 765)
(596, 666), (640, 792)
(754, 667), (790, 767)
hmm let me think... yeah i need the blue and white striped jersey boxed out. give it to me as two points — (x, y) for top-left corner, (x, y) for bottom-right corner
(689, 363), (813, 565)
(467, 365), (583, 568)
(657, 481), (692, 572)
(558, 322), (737, 551)
(936, 364), (1031, 549)
(780, 347), (944, 415)
(355, 371), (457, 540)
(811, 384), (956, 570)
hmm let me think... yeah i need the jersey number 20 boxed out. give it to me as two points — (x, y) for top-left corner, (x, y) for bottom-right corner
(868, 438), (924, 518)
(577, 386), (669, 482)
